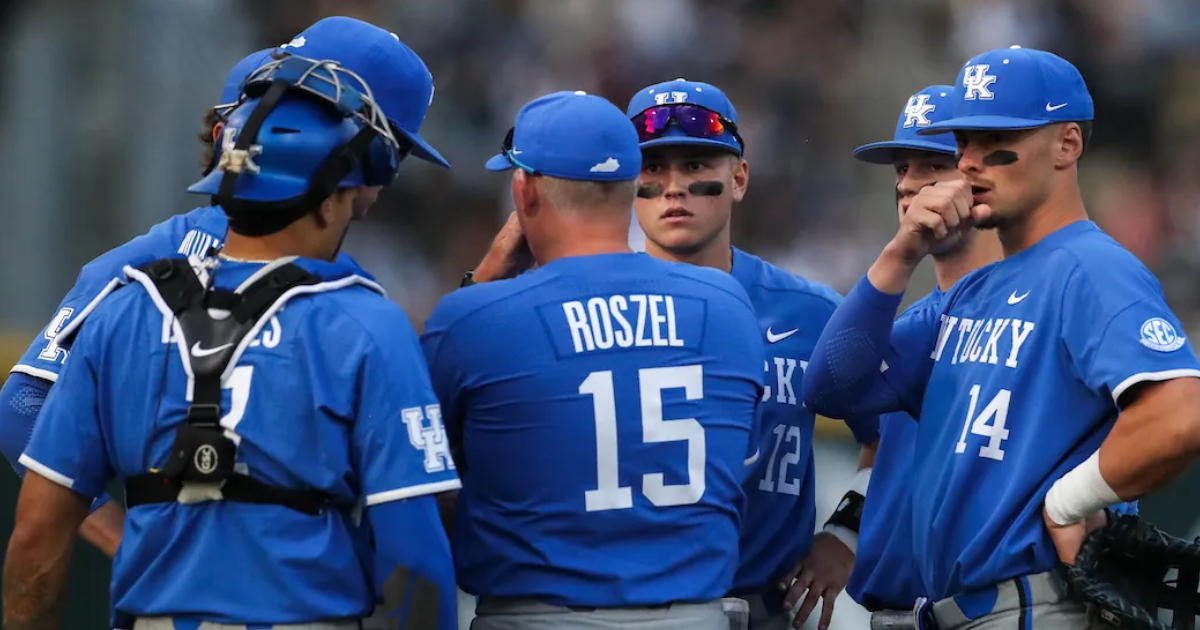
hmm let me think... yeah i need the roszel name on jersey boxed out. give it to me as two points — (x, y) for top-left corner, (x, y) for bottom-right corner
(932, 316), (1036, 369)
(563, 293), (684, 354)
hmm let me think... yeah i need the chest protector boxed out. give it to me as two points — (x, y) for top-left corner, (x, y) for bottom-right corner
(123, 257), (334, 516)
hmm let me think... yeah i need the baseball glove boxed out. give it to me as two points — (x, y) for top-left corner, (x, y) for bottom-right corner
(1061, 511), (1200, 630)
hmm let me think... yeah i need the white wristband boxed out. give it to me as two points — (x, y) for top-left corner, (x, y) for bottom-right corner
(820, 467), (872, 554)
(851, 467), (872, 496)
(822, 523), (859, 554)
(1044, 451), (1121, 526)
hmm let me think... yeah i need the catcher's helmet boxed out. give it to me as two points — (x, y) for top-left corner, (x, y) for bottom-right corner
(1062, 512), (1200, 630)
(189, 55), (404, 208)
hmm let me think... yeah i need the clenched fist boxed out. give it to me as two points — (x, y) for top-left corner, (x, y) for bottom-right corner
(891, 179), (991, 263)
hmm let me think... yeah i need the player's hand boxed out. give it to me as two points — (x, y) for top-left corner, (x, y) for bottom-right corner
(887, 180), (991, 264)
(779, 531), (855, 630)
(473, 211), (535, 283)
(1043, 507), (1107, 565)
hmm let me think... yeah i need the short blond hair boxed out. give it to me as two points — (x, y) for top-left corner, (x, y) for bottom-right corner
(537, 176), (637, 214)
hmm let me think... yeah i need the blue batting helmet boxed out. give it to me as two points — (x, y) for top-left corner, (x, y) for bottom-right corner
(188, 55), (403, 211)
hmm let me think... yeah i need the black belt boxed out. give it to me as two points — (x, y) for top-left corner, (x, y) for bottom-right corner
(125, 472), (333, 516)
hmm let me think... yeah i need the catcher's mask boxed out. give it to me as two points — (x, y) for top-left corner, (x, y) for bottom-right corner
(1061, 511), (1200, 630)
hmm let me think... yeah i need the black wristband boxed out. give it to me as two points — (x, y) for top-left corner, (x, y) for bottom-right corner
(460, 270), (477, 288)
(824, 490), (865, 534)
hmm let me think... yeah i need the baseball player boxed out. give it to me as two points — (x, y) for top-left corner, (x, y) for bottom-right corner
(624, 78), (880, 630)
(802, 46), (1200, 629)
(3, 56), (459, 630)
(421, 91), (765, 630)
(0, 15), (448, 559)
(845, 85), (1002, 625)
(0, 49), (269, 562)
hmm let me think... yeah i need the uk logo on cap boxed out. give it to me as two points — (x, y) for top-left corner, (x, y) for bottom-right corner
(962, 65), (997, 100)
(902, 94), (937, 128)
(918, 46), (1093, 135)
(853, 85), (957, 165)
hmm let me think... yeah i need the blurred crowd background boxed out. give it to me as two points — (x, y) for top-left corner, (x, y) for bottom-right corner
(0, 0), (1198, 628)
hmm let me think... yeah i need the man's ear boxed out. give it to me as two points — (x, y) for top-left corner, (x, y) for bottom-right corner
(213, 121), (224, 143)
(1055, 123), (1083, 169)
(511, 170), (540, 219)
(731, 157), (750, 203)
(315, 189), (352, 229)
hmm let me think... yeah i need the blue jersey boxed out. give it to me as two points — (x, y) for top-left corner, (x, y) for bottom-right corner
(10, 205), (226, 383)
(20, 256), (460, 623)
(847, 290), (942, 611)
(883, 221), (1200, 599)
(728, 248), (879, 595)
(422, 252), (766, 607)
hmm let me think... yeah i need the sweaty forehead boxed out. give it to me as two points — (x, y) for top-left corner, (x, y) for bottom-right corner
(642, 145), (736, 164)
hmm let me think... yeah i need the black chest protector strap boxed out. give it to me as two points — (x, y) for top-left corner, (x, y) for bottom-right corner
(124, 258), (333, 516)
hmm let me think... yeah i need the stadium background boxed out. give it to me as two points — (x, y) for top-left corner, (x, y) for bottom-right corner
(0, 0), (1198, 628)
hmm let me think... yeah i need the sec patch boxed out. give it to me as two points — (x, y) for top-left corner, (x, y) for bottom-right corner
(1140, 317), (1186, 352)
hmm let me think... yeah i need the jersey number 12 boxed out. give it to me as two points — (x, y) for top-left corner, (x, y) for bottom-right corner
(580, 365), (705, 512)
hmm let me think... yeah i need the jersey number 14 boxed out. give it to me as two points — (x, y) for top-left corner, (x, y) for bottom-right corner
(955, 384), (1011, 461)
(580, 365), (705, 512)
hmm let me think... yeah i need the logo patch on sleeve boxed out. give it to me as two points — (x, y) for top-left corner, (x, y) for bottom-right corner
(1140, 317), (1186, 352)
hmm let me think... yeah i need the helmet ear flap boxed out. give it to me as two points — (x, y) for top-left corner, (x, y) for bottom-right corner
(300, 126), (376, 210)
(215, 80), (291, 208)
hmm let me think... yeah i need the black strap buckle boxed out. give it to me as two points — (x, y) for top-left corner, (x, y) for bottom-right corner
(186, 403), (222, 425)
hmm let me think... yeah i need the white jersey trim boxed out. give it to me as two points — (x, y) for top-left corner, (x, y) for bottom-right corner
(365, 479), (462, 506)
(9, 365), (59, 383)
(1112, 369), (1200, 403)
(17, 454), (75, 490)
(743, 448), (760, 467)
(54, 278), (125, 346)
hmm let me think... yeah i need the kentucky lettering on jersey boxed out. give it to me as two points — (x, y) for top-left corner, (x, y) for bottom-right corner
(20, 256), (459, 622)
(878, 222), (1200, 599)
(422, 252), (765, 608)
(931, 315), (1036, 369)
(561, 293), (685, 353)
(728, 248), (879, 597)
(178, 227), (222, 259)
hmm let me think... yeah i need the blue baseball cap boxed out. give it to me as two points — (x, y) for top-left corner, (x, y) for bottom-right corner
(918, 46), (1093, 135)
(281, 16), (450, 168)
(485, 91), (641, 182)
(625, 78), (743, 156)
(853, 85), (958, 164)
(217, 49), (275, 110)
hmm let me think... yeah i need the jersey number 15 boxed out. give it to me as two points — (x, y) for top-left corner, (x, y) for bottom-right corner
(580, 365), (705, 512)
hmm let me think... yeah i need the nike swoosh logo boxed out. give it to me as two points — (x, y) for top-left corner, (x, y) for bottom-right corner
(1007, 290), (1030, 305)
(766, 327), (799, 343)
(190, 341), (233, 358)
(1045, 102), (1068, 112)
